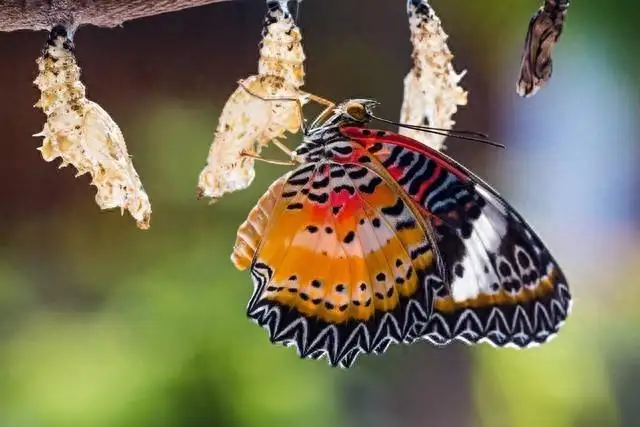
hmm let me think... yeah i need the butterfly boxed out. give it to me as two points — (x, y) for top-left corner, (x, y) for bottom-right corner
(231, 95), (572, 368)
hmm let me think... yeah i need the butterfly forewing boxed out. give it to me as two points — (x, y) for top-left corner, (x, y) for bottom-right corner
(340, 126), (572, 349)
(232, 156), (442, 367)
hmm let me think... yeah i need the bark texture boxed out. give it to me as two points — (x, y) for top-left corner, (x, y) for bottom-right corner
(0, 0), (228, 32)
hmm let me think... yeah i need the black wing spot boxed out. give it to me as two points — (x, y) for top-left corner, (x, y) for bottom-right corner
(517, 250), (531, 269)
(343, 231), (356, 244)
(467, 204), (482, 220)
(287, 203), (304, 210)
(330, 168), (346, 178)
(311, 280), (322, 288)
(308, 192), (329, 203)
(306, 225), (319, 233)
(398, 151), (415, 167)
(324, 302), (335, 310)
(348, 168), (368, 179)
(289, 177), (309, 186)
(381, 198), (404, 216)
(368, 142), (383, 153)
(460, 222), (473, 239)
(410, 243), (429, 260)
(358, 177), (382, 194)
(454, 264), (465, 278)
(396, 219), (416, 231)
(376, 272), (386, 281)
(334, 184), (356, 195)
(333, 145), (353, 155)
(499, 261), (512, 277)
(406, 267), (414, 279)
(312, 176), (330, 189)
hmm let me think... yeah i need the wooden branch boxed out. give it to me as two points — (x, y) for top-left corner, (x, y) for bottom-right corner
(0, 0), (230, 32)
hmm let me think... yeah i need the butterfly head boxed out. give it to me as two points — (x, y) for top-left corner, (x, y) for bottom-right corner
(295, 99), (379, 163)
(310, 98), (378, 130)
(338, 99), (379, 124)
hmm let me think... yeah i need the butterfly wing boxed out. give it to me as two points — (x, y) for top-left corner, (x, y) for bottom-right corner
(232, 160), (443, 367)
(340, 126), (572, 348)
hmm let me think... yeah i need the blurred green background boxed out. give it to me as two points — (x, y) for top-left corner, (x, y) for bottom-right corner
(0, 0), (638, 426)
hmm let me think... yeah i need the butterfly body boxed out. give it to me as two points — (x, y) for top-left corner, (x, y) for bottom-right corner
(232, 100), (571, 367)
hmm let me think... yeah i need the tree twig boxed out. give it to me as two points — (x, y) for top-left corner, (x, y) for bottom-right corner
(0, 0), (229, 32)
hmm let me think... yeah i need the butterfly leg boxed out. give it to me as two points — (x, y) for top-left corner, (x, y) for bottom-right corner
(240, 149), (297, 166)
(236, 79), (336, 135)
(237, 78), (309, 134)
(271, 138), (305, 163)
(299, 91), (336, 129)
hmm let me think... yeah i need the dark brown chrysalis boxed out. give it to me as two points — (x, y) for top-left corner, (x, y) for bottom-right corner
(517, 0), (570, 97)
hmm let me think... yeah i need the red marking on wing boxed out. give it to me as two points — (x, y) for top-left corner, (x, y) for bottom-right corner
(334, 189), (364, 218)
(340, 126), (469, 182)
(386, 165), (403, 181)
(414, 164), (442, 202)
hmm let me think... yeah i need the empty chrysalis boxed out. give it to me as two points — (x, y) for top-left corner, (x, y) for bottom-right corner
(34, 25), (152, 229)
(517, 0), (570, 97)
(400, 0), (468, 151)
(197, 0), (307, 202)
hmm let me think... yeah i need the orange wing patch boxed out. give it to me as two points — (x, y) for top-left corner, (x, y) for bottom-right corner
(232, 160), (439, 366)
(253, 167), (432, 324)
(232, 173), (290, 271)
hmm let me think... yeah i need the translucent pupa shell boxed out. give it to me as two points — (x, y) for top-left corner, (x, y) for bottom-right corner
(197, 0), (306, 201)
(34, 25), (152, 229)
(400, 0), (468, 151)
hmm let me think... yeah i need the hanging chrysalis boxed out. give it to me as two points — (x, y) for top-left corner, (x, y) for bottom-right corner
(34, 25), (152, 229)
(517, 0), (570, 97)
(197, 0), (306, 202)
(399, 0), (468, 151)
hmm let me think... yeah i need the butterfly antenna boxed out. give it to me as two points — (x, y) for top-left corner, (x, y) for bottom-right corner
(369, 114), (504, 149)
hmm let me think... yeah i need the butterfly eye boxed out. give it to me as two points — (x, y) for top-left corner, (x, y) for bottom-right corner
(345, 102), (367, 121)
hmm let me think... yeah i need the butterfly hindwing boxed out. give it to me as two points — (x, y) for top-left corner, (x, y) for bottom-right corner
(232, 159), (440, 367)
(340, 126), (571, 348)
